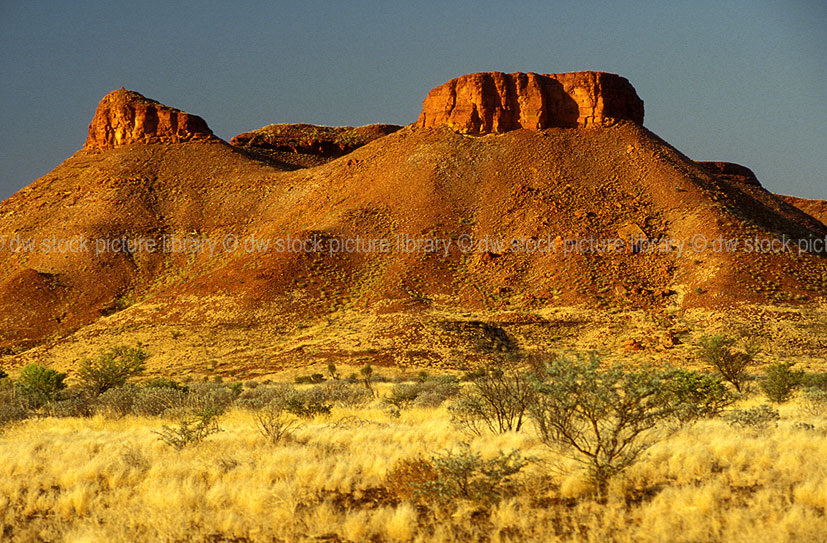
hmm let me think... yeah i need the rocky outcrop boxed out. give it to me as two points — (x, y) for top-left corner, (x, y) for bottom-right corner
(698, 161), (761, 186)
(230, 123), (401, 156)
(86, 88), (216, 149)
(416, 71), (644, 133)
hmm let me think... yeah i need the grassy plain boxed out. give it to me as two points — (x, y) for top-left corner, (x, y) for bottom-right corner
(1, 383), (825, 543)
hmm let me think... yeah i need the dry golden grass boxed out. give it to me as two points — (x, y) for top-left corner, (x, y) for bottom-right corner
(1, 395), (825, 542)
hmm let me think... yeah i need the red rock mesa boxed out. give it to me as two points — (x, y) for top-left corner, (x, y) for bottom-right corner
(417, 71), (644, 133)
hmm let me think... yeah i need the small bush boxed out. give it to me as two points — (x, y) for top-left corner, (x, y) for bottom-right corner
(283, 388), (331, 418)
(385, 383), (420, 408)
(0, 386), (29, 428)
(144, 377), (187, 391)
(154, 407), (223, 449)
(48, 389), (95, 418)
(449, 358), (535, 435)
(697, 335), (756, 393)
(255, 403), (298, 444)
(413, 389), (453, 408)
(724, 404), (780, 431)
(294, 373), (325, 384)
(386, 375), (460, 409)
(313, 381), (374, 407)
(186, 383), (237, 412)
(93, 385), (187, 418)
(134, 387), (188, 417)
(0, 403), (29, 428)
(235, 385), (289, 410)
(799, 388), (827, 417)
(94, 385), (139, 418)
(760, 362), (804, 403)
(664, 369), (735, 423)
(388, 444), (530, 506)
(77, 345), (149, 395)
(800, 372), (827, 391)
(236, 384), (332, 417)
(227, 382), (243, 396)
(16, 364), (67, 406)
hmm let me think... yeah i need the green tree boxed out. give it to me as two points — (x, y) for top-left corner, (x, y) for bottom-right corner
(77, 345), (149, 394)
(531, 356), (674, 500)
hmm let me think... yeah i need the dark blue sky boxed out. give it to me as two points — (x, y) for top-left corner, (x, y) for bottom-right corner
(1, 1), (824, 200)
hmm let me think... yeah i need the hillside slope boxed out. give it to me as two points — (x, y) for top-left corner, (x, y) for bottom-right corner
(1, 76), (825, 376)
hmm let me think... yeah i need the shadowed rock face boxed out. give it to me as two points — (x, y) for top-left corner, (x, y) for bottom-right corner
(416, 71), (644, 133)
(698, 161), (761, 186)
(230, 123), (401, 156)
(229, 123), (402, 169)
(777, 195), (827, 226)
(86, 88), (216, 149)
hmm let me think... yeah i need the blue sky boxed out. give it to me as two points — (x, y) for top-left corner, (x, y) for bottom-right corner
(0, 1), (824, 200)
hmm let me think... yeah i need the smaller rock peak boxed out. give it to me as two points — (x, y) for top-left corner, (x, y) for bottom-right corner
(85, 88), (216, 149)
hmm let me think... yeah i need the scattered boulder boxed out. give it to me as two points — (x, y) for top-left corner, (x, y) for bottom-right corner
(622, 338), (644, 352)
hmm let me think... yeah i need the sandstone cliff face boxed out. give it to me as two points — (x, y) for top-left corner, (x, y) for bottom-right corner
(416, 71), (644, 133)
(86, 88), (216, 149)
(698, 161), (761, 186)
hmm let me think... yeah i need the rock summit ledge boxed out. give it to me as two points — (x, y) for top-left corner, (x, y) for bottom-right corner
(416, 71), (644, 133)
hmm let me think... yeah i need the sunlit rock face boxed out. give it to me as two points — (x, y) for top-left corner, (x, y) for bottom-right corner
(417, 71), (644, 133)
